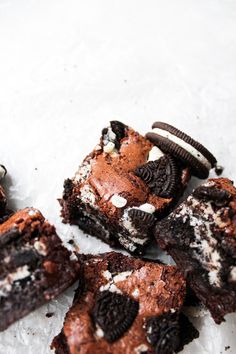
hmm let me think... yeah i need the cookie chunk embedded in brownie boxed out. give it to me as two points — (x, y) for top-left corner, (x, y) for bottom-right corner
(155, 178), (236, 324)
(52, 252), (198, 354)
(60, 121), (191, 254)
(0, 207), (81, 331)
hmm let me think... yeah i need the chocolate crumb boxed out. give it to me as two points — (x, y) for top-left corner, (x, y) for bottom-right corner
(46, 312), (54, 318)
(225, 346), (230, 351)
(215, 165), (224, 176)
(68, 239), (74, 245)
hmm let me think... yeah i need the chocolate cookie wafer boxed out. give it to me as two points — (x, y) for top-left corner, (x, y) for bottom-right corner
(146, 122), (217, 179)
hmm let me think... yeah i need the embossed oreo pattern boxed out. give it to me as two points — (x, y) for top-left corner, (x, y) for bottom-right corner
(93, 290), (139, 342)
(135, 155), (180, 198)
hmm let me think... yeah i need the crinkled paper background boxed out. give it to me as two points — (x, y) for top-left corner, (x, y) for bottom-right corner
(0, 0), (236, 353)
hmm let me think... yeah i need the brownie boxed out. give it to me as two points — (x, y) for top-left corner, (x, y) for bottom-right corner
(0, 207), (81, 331)
(154, 178), (236, 324)
(60, 121), (190, 254)
(52, 252), (199, 354)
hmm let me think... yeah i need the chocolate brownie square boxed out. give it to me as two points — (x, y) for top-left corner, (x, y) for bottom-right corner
(0, 207), (81, 331)
(60, 121), (190, 254)
(155, 178), (236, 324)
(52, 252), (198, 354)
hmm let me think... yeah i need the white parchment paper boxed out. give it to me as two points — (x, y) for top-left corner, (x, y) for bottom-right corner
(0, 0), (236, 353)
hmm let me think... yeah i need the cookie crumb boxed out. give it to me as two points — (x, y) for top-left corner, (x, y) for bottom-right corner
(215, 165), (224, 176)
(68, 239), (74, 245)
(225, 346), (230, 351)
(46, 312), (54, 318)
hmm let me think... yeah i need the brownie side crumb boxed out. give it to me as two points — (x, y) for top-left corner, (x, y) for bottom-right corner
(46, 312), (54, 318)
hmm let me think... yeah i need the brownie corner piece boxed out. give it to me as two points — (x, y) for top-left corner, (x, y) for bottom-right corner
(0, 207), (81, 331)
(60, 121), (190, 254)
(52, 252), (199, 354)
(155, 177), (236, 324)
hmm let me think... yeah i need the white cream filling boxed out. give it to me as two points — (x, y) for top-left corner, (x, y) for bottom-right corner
(229, 266), (236, 282)
(79, 184), (96, 207)
(103, 141), (116, 153)
(135, 344), (149, 354)
(74, 158), (92, 183)
(152, 127), (212, 170)
(138, 203), (156, 214)
(113, 271), (132, 283)
(148, 146), (164, 162)
(103, 127), (118, 154)
(99, 270), (132, 294)
(132, 288), (139, 297)
(28, 209), (38, 216)
(118, 234), (137, 253)
(110, 194), (127, 208)
(34, 240), (47, 256)
(0, 265), (31, 297)
(95, 325), (104, 338)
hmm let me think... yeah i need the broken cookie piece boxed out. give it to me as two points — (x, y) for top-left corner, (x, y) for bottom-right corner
(52, 252), (198, 354)
(155, 178), (236, 324)
(0, 207), (81, 331)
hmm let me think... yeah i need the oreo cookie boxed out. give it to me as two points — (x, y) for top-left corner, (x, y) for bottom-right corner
(128, 208), (156, 230)
(146, 313), (180, 354)
(93, 290), (139, 342)
(135, 155), (180, 198)
(102, 121), (127, 151)
(146, 122), (217, 179)
(146, 312), (199, 354)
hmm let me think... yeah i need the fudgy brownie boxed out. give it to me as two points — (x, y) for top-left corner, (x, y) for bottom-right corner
(155, 178), (236, 324)
(60, 121), (191, 254)
(52, 252), (198, 354)
(0, 207), (81, 331)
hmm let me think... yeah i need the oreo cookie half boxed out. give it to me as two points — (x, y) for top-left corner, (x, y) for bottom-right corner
(135, 155), (181, 198)
(93, 290), (139, 342)
(146, 122), (217, 179)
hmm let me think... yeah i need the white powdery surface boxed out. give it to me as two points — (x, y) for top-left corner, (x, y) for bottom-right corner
(0, 1), (236, 353)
